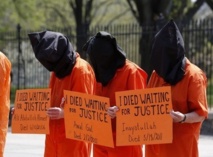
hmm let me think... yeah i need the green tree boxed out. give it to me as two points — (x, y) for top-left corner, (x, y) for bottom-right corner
(0, 0), (134, 57)
(2, 0), (209, 66)
(0, 0), (48, 31)
(67, 0), (134, 58)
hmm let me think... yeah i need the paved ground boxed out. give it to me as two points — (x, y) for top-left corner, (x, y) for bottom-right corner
(5, 132), (45, 157)
(4, 127), (213, 157)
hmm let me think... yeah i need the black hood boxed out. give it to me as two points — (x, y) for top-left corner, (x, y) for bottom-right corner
(150, 19), (186, 85)
(83, 31), (126, 86)
(28, 31), (76, 78)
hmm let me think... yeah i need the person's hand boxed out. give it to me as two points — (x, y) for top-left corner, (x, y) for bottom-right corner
(47, 107), (64, 119)
(170, 110), (186, 123)
(107, 106), (119, 119)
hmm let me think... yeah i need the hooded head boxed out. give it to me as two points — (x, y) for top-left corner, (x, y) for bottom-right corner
(150, 19), (186, 85)
(28, 31), (76, 78)
(83, 31), (126, 86)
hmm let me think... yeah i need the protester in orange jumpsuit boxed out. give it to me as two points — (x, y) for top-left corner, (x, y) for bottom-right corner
(83, 31), (147, 157)
(28, 31), (96, 157)
(0, 51), (11, 157)
(145, 20), (209, 157)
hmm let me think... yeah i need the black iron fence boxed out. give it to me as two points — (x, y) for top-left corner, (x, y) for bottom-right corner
(0, 19), (212, 108)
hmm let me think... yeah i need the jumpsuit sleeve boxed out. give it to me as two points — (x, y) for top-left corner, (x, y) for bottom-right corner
(187, 72), (208, 118)
(0, 52), (11, 156)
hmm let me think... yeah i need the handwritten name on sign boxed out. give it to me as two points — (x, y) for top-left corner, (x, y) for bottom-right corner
(115, 86), (173, 146)
(12, 88), (51, 134)
(63, 90), (114, 148)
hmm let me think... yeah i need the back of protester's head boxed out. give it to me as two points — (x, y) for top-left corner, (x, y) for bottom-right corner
(28, 31), (76, 78)
(82, 31), (126, 86)
(150, 19), (186, 85)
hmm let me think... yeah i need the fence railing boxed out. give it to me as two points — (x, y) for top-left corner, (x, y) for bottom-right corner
(0, 19), (212, 108)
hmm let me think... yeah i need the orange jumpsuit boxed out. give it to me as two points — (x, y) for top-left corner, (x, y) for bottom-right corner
(145, 59), (208, 157)
(94, 59), (147, 157)
(0, 52), (11, 157)
(44, 54), (96, 157)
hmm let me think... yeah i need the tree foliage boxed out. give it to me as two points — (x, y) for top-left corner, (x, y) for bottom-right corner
(0, 0), (135, 30)
(0, 0), (211, 70)
(0, 0), (135, 57)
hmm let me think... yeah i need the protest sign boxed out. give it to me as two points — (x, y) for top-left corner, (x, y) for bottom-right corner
(115, 86), (172, 146)
(64, 90), (114, 148)
(12, 88), (50, 134)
